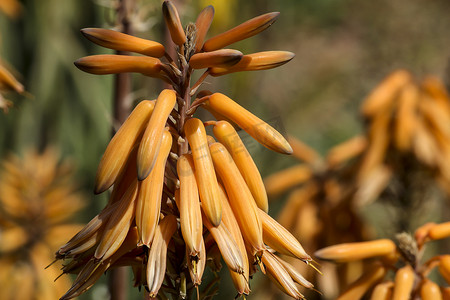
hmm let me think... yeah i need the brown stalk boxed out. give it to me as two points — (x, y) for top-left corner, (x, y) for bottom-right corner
(109, 0), (135, 299)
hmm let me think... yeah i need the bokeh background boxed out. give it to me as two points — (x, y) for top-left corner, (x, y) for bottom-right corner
(1, 0), (450, 299)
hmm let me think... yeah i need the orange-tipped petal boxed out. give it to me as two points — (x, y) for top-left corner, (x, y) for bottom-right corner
(206, 93), (292, 154)
(74, 55), (162, 77)
(137, 89), (176, 180)
(177, 154), (203, 256)
(81, 28), (165, 57)
(213, 121), (268, 212)
(391, 265), (415, 300)
(162, 0), (186, 46)
(189, 49), (242, 69)
(258, 208), (310, 261)
(209, 142), (264, 256)
(184, 118), (222, 226)
(315, 239), (397, 263)
(194, 5), (214, 52)
(209, 51), (294, 76)
(94, 100), (155, 194)
(203, 12), (280, 52)
(136, 129), (172, 246)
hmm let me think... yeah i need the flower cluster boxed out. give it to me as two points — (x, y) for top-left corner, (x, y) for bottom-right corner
(264, 135), (370, 297)
(356, 70), (450, 204)
(315, 221), (450, 299)
(0, 148), (85, 300)
(56, 1), (316, 299)
(263, 70), (450, 297)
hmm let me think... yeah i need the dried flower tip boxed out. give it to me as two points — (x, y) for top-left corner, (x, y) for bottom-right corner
(81, 28), (165, 57)
(187, 237), (206, 286)
(137, 89), (176, 180)
(74, 55), (162, 77)
(136, 129), (172, 246)
(146, 215), (177, 297)
(264, 164), (313, 197)
(213, 120), (268, 212)
(276, 257), (314, 289)
(162, 0), (186, 46)
(94, 100), (155, 194)
(261, 251), (304, 299)
(209, 51), (295, 76)
(396, 232), (418, 267)
(338, 262), (386, 300)
(57, 203), (117, 257)
(314, 239), (397, 263)
(184, 118), (222, 226)
(194, 5), (214, 53)
(360, 70), (412, 118)
(258, 208), (310, 261)
(189, 49), (243, 69)
(177, 154), (203, 256)
(392, 265), (415, 300)
(206, 93), (293, 154)
(61, 227), (139, 300)
(203, 12), (280, 52)
(209, 142), (265, 255)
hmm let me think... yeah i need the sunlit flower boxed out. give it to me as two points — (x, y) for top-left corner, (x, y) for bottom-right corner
(55, 1), (316, 299)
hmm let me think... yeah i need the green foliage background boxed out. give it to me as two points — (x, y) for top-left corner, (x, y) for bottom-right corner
(1, 0), (450, 299)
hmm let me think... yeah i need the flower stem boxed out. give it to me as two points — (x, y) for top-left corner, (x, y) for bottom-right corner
(109, 0), (134, 299)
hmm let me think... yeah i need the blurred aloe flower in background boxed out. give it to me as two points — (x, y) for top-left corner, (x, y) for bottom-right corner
(0, 148), (85, 300)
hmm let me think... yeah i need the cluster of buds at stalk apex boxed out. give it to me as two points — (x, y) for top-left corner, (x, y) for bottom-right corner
(55, 1), (314, 299)
(315, 222), (450, 300)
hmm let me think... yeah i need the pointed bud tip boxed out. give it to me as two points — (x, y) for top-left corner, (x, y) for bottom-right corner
(137, 168), (151, 181)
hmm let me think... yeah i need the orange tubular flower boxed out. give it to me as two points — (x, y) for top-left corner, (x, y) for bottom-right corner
(314, 226), (450, 300)
(55, 1), (313, 299)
